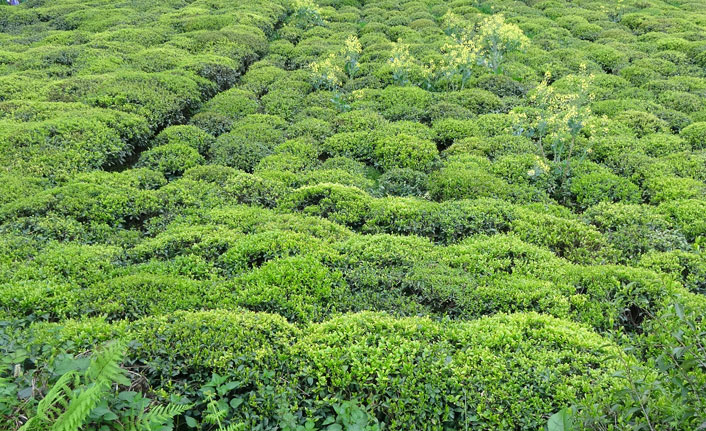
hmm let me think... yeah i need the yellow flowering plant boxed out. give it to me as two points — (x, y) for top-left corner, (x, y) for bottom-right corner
(438, 35), (479, 90)
(388, 42), (416, 86)
(475, 14), (530, 74)
(343, 35), (362, 79)
(309, 53), (344, 90)
(308, 35), (361, 89)
(441, 11), (467, 40)
(601, 0), (628, 23)
(432, 13), (530, 89)
(512, 66), (596, 202)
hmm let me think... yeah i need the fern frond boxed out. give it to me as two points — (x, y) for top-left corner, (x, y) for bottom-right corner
(220, 422), (246, 431)
(86, 340), (130, 386)
(51, 382), (107, 431)
(21, 341), (132, 431)
(138, 403), (192, 431)
(204, 407), (228, 425)
(19, 371), (80, 431)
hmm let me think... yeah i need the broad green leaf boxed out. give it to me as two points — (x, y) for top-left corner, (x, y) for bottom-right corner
(230, 397), (244, 409)
(185, 416), (198, 428)
(547, 407), (574, 431)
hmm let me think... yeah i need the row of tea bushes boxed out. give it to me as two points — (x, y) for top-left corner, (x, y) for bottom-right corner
(22, 309), (625, 430)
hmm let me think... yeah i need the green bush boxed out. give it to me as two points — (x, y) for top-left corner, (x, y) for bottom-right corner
(323, 132), (377, 162)
(0, 174), (48, 207)
(473, 113), (514, 137)
(657, 199), (706, 241)
(376, 168), (428, 197)
(294, 311), (620, 430)
(229, 114), (288, 146)
(188, 111), (233, 136)
(680, 121), (706, 149)
(0, 181), (159, 228)
(432, 119), (480, 147)
(334, 109), (388, 133)
(279, 183), (373, 229)
(301, 167), (374, 190)
(445, 88), (503, 115)
(361, 86), (434, 122)
(638, 133), (689, 157)
(645, 176), (706, 204)
(0, 280), (75, 321)
(585, 202), (688, 263)
(81, 273), (213, 320)
(429, 155), (511, 201)
(560, 264), (678, 333)
(586, 45), (628, 73)
(613, 110), (669, 138)
(511, 208), (614, 264)
(288, 117), (334, 142)
(0, 102), (150, 174)
(128, 309), (297, 381)
(619, 65), (659, 86)
(361, 197), (443, 239)
(373, 133), (438, 172)
(209, 131), (273, 172)
(152, 125), (215, 155)
(570, 171), (641, 209)
(219, 230), (328, 274)
(447, 135), (537, 159)
(321, 156), (367, 175)
(658, 90), (703, 114)
(491, 154), (552, 189)
(240, 65), (288, 96)
(199, 88), (259, 122)
(256, 152), (319, 174)
(130, 224), (242, 262)
(381, 120), (437, 141)
(231, 256), (347, 323)
(221, 171), (286, 208)
(474, 74), (527, 97)
(137, 143), (205, 179)
(427, 100), (473, 121)
(447, 233), (567, 280)
(44, 71), (208, 130)
(261, 88), (307, 120)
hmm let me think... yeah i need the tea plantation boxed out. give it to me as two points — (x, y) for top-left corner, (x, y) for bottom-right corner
(1, 0), (705, 429)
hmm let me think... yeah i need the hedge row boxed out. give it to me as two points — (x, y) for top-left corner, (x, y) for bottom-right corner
(22, 309), (625, 430)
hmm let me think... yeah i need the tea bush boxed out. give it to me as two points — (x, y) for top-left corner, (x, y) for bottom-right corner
(137, 143), (205, 179)
(210, 131), (274, 172)
(294, 312), (621, 430)
(152, 125), (215, 155)
(230, 255), (347, 323)
(373, 133), (438, 172)
(680, 121), (706, 149)
(128, 309), (297, 380)
(429, 155), (512, 201)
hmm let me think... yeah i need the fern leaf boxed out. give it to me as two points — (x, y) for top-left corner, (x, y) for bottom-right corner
(138, 403), (192, 430)
(19, 371), (80, 430)
(86, 340), (130, 386)
(51, 341), (128, 431)
(21, 341), (131, 431)
(51, 382), (107, 431)
(220, 423), (246, 431)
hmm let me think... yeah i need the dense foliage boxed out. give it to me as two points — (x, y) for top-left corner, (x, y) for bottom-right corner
(1, 0), (705, 429)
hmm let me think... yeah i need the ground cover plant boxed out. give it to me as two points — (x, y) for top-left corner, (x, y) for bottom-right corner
(1, 0), (705, 429)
